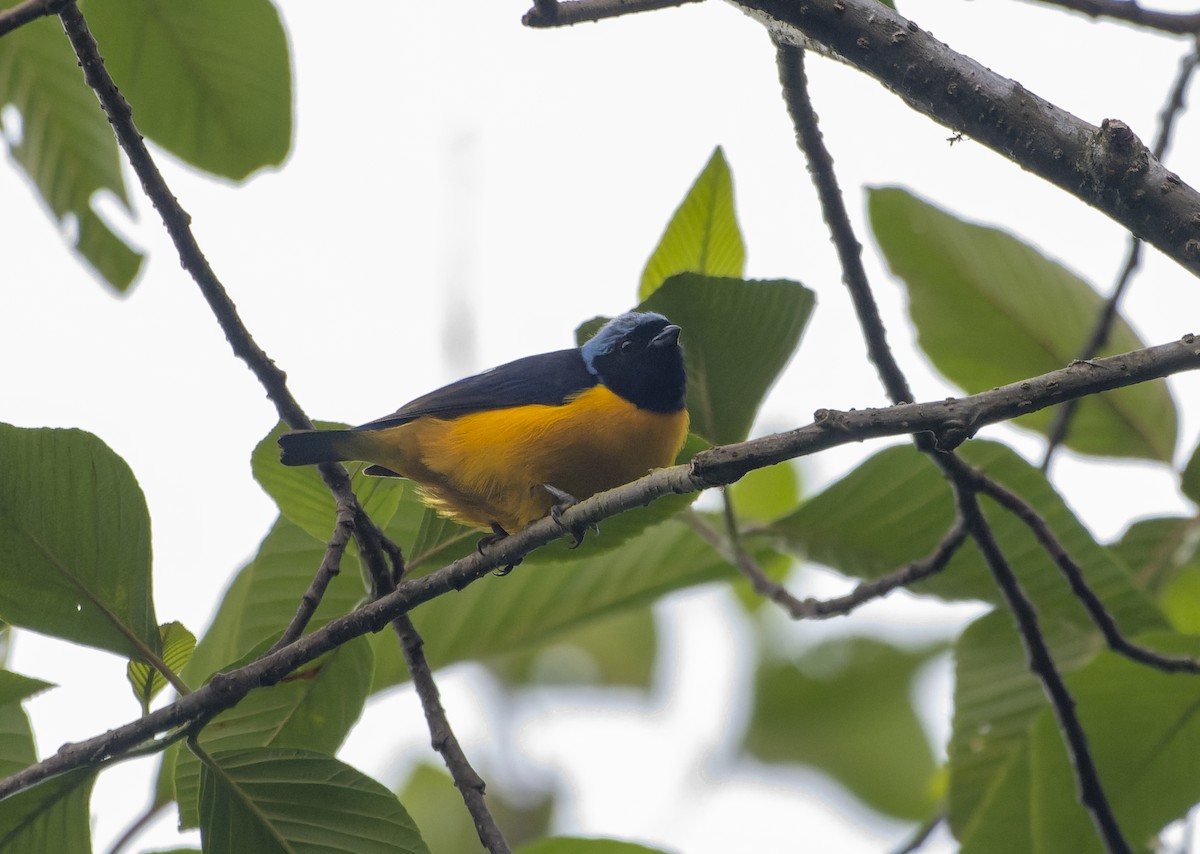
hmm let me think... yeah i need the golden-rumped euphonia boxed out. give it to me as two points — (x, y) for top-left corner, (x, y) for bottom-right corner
(278, 312), (688, 540)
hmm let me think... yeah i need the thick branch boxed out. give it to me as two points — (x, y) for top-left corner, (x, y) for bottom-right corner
(730, 0), (1200, 279)
(4, 334), (1198, 799)
(0, 0), (66, 37)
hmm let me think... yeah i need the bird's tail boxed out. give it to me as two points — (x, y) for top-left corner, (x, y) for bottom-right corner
(278, 429), (358, 466)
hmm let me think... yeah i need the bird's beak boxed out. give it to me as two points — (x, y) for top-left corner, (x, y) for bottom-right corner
(651, 325), (682, 348)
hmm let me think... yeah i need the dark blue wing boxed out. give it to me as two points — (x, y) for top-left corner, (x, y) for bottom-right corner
(354, 348), (596, 431)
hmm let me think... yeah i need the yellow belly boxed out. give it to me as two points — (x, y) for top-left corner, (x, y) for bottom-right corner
(349, 385), (689, 532)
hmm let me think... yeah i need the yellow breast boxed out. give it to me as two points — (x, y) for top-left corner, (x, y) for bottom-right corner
(352, 385), (689, 532)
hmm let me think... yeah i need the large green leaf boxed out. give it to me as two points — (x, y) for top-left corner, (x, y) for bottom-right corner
(868, 188), (1176, 461)
(1182, 441), (1200, 505)
(0, 671), (53, 779)
(0, 424), (158, 658)
(639, 146), (745, 299)
(197, 748), (428, 854)
(1028, 633), (1200, 853)
(0, 768), (95, 852)
(399, 763), (553, 854)
(774, 441), (1162, 630)
(253, 421), (406, 547)
(948, 611), (1100, 853)
(86, 0), (292, 180)
(372, 518), (736, 691)
(0, 16), (142, 290)
(176, 634), (374, 828)
(744, 636), (944, 821)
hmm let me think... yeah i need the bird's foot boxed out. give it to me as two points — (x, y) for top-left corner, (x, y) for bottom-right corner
(478, 522), (521, 576)
(543, 484), (595, 548)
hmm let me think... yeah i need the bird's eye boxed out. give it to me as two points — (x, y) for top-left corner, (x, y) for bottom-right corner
(619, 340), (635, 355)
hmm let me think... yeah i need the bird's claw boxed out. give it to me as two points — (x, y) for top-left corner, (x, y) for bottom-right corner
(478, 522), (521, 576)
(544, 483), (592, 548)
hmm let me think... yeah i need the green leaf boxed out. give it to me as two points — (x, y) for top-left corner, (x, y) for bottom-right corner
(253, 422), (406, 547)
(0, 671), (53, 779)
(773, 441), (1162, 630)
(1110, 516), (1200, 598)
(127, 621), (196, 713)
(1029, 633), (1200, 853)
(518, 839), (671, 854)
(86, 0), (292, 180)
(0, 768), (95, 853)
(0, 424), (158, 658)
(0, 18), (143, 291)
(176, 634), (374, 828)
(372, 518), (735, 691)
(488, 606), (657, 689)
(399, 763), (553, 854)
(743, 636), (944, 820)
(729, 461), (801, 524)
(1182, 441), (1200, 505)
(184, 515), (367, 688)
(581, 276), (813, 447)
(640, 146), (745, 299)
(198, 748), (428, 854)
(868, 187), (1177, 461)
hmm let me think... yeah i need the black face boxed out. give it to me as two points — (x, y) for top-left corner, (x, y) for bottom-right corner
(589, 317), (687, 413)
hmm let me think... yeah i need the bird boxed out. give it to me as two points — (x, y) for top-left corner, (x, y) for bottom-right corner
(278, 312), (689, 547)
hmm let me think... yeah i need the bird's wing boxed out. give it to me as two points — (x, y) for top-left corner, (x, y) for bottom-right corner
(354, 348), (596, 431)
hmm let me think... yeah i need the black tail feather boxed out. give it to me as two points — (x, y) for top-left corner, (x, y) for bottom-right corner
(278, 429), (354, 466)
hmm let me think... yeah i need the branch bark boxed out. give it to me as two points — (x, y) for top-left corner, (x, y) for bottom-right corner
(729, 0), (1200, 279)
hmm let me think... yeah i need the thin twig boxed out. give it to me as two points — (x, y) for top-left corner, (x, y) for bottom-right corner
(963, 461), (1200, 674)
(954, 481), (1131, 854)
(0, 0), (66, 38)
(105, 801), (169, 854)
(688, 506), (968, 619)
(393, 614), (511, 853)
(523, 0), (703, 27)
(775, 42), (913, 406)
(1024, 0), (1200, 34)
(1041, 42), (1200, 469)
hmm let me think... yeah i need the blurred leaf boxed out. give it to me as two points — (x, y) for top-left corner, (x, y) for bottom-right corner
(489, 606), (657, 689)
(87, 0), (292, 179)
(729, 461), (801, 524)
(383, 489), (477, 575)
(1029, 633), (1200, 853)
(1183, 441), (1200, 505)
(869, 188), (1176, 461)
(176, 635), (373, 828)
(1159, 567), (1200, 634)
(128, 621), (196, 714)
(183, 515), (366, 688)
(0, 671), (53, 779)
(774, 441), (1162, 631)
(0, 768), (95, 852)
(197, 748), (428, 854)
(518, 839), (671, 854)
(399, 763), (553, 854)
(0, 17), (142, 291)
(373, 518), (735, 691)
(0, 424), (158, 658)
(744, 636), (944, 820)
(253, 421), (406, 546)
(1111, 516), (1200, 595)
(640, 146), (745, 299)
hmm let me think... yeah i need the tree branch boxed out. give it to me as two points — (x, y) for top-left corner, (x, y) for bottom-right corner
(523, 0), (704, 28)
(1042, 41), (1200, 468)
(729, 0), (1200, 279)
(0, 0), (66, 37)
(1024, 0), (1200, 35)
(953, 481), (1132, 853)
(5, 334), (1198, 799)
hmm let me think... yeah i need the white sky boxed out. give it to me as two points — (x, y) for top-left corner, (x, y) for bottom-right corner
(4, 1), (1200, 852)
